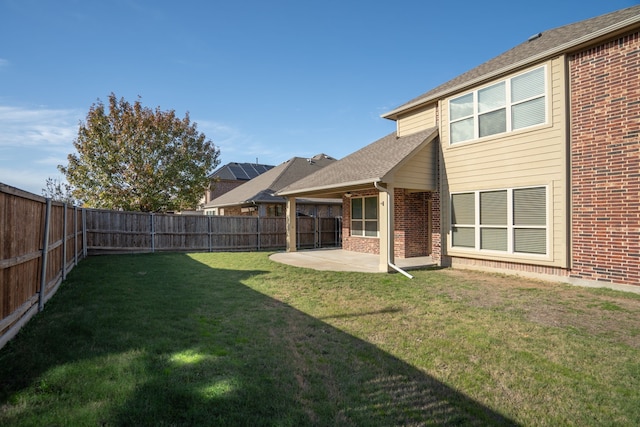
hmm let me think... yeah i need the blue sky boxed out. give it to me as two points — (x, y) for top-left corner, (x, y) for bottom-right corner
(1, 0), (637, 194)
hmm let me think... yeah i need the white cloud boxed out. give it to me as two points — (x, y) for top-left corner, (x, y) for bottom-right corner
(0, 105), (80, 148)
(0, 105), (81, 194)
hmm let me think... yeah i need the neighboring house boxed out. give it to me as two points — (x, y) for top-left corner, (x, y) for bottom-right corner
(278, 6), (640, 290)
(199, 162), (275, 211)
(203, 153), (342, 217)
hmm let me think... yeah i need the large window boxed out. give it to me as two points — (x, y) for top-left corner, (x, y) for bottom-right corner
(449, 66), (546, 144)
(351, 196), (378, 237)
(451, 186), (547, 255)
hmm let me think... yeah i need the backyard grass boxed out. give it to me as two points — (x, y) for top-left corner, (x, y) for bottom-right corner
(1, 252), (639, 426)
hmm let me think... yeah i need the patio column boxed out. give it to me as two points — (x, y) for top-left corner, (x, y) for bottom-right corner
(286, 197), (297, 252)
(378, 184), (394, 272)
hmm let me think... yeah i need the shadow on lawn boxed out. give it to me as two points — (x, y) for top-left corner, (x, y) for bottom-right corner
(0, 253), (517, 426)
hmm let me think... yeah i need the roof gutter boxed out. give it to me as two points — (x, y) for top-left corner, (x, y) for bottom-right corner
(374, 181), (413, 279)
(204, 199), (256, 209)
(381, 14), (640, 120)
(278, 178), (382, 197)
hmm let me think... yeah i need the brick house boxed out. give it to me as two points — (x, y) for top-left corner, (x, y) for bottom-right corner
(199, 162), (274, 210)
(204, 154), (342, 218)
(278, 6), (640, 290)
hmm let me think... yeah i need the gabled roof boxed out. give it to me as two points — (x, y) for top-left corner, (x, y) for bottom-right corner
(278, 127), (438, 197)
(383, 5), (640, 119)
(205, 154), (337, 208)
(209, 162), (275, 181)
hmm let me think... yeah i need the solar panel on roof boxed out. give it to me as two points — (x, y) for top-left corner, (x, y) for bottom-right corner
(243, 164), (260, 179)
(228, 165), (250, 180)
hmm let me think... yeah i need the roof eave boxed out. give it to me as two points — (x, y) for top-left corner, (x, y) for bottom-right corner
(203, 200), (252, 209)
(381, 14), (640, 120)
(277, 178), (382, 197)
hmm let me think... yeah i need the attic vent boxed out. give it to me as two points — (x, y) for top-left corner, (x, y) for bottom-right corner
(528, 32), (542, 42)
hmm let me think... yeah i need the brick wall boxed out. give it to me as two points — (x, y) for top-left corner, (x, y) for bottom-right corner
(223, 206), (249, 216)
(394, 189), (430, 258)
(207, 180), (245, 203)
(569, 30), (640, 286)
(430, 188), (443, 265)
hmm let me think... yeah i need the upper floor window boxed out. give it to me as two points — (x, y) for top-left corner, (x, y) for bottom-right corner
(449, 66), (546, 144)
(351, 196), (378, 237)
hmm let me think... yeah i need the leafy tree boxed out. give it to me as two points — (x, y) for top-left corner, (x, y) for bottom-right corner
(42, 177), (79, 205)
(60, 94), (220, 212)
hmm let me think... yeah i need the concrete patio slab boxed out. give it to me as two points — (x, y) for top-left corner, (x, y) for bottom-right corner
(269, 248), (436, 273)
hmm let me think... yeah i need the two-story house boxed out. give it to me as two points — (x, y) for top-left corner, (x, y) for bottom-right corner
(278, 5), (640, 290)
(205, 153), (342, 218)
(199, 162), (275, 211)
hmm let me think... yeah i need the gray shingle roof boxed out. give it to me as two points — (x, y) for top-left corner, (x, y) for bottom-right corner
(383, 5), (640, 119)
(205, 154), (336, 207)
(278, 127), (438, 196)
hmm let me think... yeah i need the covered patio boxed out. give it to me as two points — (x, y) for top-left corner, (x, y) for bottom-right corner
(269, 248), (437, 274)
(276, 127), (441, 275)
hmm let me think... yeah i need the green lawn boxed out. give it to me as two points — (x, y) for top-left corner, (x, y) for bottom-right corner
(1, 252), (639, 426)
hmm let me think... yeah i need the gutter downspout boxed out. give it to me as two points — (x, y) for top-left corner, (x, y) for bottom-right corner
(374, 181), (413, 279)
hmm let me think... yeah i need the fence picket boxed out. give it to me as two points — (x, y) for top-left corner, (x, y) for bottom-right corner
(83, 209), (341, 254)
(1, 184), (86, 350)
(1, 182), (341, 350)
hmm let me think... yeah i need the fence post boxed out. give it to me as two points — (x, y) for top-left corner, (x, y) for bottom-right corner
(38, 198), (52, 312)
(73, 206), (78, 266)
(257, 216), (261, 251)
(82, 209), (87, 258)
(207, 215), (212, 252)
(62, 203), (67, 280)
(150, 213), (155, 253)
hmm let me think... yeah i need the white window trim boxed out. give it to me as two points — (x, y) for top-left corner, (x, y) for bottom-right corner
(350, 195), (379, 238)
(450, 185), (549, 257)
(449, 65), (548, 145)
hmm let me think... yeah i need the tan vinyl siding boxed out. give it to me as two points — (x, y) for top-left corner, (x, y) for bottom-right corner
(440, 57), (568, 267)
(392, 141), (437, 191)
(397, 103), (437, 137)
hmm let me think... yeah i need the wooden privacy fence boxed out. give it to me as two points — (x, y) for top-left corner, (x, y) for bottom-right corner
(0, 184), (85, 350)
(85, 209), (342, 254)
(1, 183), (341, 350)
